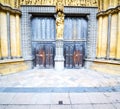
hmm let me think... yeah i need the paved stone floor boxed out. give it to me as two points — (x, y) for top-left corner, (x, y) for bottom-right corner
(0, 68), (120, 109)
(0, 68), (120, 87)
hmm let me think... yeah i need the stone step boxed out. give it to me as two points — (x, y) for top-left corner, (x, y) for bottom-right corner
(91, 62), (120, 74)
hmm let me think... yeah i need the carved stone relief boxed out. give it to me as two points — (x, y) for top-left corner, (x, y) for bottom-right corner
(19, 0), (98, 7)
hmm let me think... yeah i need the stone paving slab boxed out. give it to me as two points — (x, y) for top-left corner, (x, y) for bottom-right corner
(86, 92), (110, 104)
(51, 93), (70, 104)
(10, 93), (36, 104)
(0, 92), (120, 109)
(72, 104), (93, 109)
(50, 105), (72, 109)
(92, 104), (115, 109)
(35, 93), (52, 104)
(104, 92), (120, 103)
(0, 105), (50, 109)
(0, 69), (120, 109)
(69, 93), (90, 104)
(114, 103), (120, 109)
(0, 93), (120, 106)
(0, 103), (119, 109)
(0, 93), (16, 104)
(0, 69), (120, 88)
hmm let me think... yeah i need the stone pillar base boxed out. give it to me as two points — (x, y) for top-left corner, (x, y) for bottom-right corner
(55, 57), (64, 71)
(54, 40), (64, 71)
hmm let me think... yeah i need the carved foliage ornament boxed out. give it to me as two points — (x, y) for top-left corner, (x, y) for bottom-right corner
(19, 0), (98, 7)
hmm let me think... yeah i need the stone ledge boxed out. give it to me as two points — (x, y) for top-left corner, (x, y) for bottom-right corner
(86, 58), (120, 65)
(0, 3), (21, 14)
(0, 60), (28, 75)
(0, 58), (25, 64)
(97, 5), (120, 17)
(90, 60), (120, 75)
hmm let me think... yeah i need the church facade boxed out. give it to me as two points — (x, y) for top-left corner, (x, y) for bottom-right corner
(0, 0), (120, 75)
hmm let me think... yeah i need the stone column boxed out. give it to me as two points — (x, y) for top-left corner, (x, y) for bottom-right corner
(16, 14), (22, 58)
(103, 0), (109, 10)
(96, 16), (103, 58)
(109, 13), (118, 59)
(7, 12), (11, 59)
(0, 46), (1, 59)
(116, 11), (120, 59)
(0, 11), (1, 59)
(99, 0), (103, 11)
(10, 14), (17, 58)
(55, 0), (65, 71)
(10, 0), (15, 8)
(113, 0), (118, 7)
(0, 0), (4, 4)
(109, 0), (113, 8)
(106, 14), (111, 59)
(0, 11), (8, 59)
(55, 12), (65, 70)
(101, 15), (108, 58)
(54, 40), (64, 71)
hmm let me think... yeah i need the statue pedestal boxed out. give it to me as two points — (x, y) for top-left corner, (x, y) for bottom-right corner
(54, 40), (64, 71)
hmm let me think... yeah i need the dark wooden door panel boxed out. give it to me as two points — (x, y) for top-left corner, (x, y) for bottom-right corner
(64, 42), (84, 68)
(32, 42), (55, 68)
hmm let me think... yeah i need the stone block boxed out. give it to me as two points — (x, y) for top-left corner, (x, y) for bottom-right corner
(0, 59), (28, 75)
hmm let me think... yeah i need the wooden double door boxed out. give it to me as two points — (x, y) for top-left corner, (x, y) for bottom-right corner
(32, 16), (87, 69)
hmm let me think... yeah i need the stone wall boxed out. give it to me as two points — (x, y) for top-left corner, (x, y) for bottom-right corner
(0, 3), (28, 75)
(91, 0), (120, 74)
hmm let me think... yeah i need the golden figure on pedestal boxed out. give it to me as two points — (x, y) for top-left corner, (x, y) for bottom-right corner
(56, 12), (64, 39)
(56, 0), (64, 39)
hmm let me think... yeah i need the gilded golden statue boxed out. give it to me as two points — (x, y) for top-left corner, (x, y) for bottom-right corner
(56, 12), (64, 39)
(56, 0), (64, 39)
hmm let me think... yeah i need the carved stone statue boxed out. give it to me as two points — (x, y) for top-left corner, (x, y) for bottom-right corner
(56, 0), (64, 39)
(56, 12), (64, 39)
(56, 0), (64, 12)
